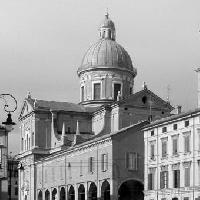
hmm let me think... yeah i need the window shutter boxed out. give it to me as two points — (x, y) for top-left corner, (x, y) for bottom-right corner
(160, 172), (163, 189)
(101, 154), (104, 171)
(135, 153), (138, 170)
(88, 158), (91, 173)
(92, 157), (95, 172)
(166, 171), (168, 188)
(177, 170), (180, 187)
(106, 153), (108, 170)
(125, 152), (128, 169)
(148, 174), (152, 190)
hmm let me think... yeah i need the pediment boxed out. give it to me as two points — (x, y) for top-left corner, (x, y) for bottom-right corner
(120, 89), (173, 111)
(19, 99), (34, 119)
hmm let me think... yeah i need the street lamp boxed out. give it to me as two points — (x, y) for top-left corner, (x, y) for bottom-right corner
(0, 94), (17, 200)
(0, 94), (17, 132)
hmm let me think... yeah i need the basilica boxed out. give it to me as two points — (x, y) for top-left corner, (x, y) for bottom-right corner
(17, 13), (173, 200)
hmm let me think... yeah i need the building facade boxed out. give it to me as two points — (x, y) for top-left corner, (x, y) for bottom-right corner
(144, 108), (200, 200)
(0, 126), (8, 199)
(8, 158), (19, 200)
(17, 13), (173, 200)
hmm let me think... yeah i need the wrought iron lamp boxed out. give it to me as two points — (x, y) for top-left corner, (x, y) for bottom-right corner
(0, 94), (17, 132)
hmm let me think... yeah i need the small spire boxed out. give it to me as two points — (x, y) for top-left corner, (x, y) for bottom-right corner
(27, 91), (31, 99)
(34, 98), (37, 108)
(105, 8), (109, 19)
(142, 82), (148, 90)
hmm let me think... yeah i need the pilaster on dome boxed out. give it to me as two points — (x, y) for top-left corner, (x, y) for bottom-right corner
(99, 12), (116, 41)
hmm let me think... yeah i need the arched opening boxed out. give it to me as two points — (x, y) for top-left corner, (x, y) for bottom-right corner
(68, 185), (75, 200)
(60, 187), (66, 200)
(78, 184), (85, 200)
(118, 180), (144, 200)
(38, 190), (42, 200)
(45, 190), (50, 200)
(52, 188), (57, 200)
(101, 180), (110, 200)
(88, 182), (97, 200)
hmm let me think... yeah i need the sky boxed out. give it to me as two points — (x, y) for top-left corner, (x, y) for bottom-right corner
(0, 0), (200, 154)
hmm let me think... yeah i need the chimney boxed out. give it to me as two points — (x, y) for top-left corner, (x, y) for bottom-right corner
(195, 68), (200, 108)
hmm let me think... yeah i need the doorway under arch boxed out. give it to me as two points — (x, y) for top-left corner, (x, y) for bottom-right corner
(78, 184), (85, 200)
(101, 180), (110, 200)
(118, 180), (144, 200)
(38, 190), (42, 200)
(60, 187), (66, 200)
(52, 188), (57, 200)
(68, 185), (75, 200)
(88, 182), (97, 200)
(45, 190), (50, 200)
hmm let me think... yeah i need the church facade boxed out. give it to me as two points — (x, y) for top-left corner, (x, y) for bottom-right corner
(17, 14), (173, 200)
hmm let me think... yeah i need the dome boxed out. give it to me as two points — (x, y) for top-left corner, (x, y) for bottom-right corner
(78, 39), (135, 75)
(77, 13), (137, 77)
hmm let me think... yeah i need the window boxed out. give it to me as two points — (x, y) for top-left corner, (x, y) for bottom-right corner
(148, 173), (154, 190)
(184, 134), (190, 153)
(101, 154), (108, 171)
(44, 168), (48, 183)
(185, 167), (190, 187)
(198, 129), (200, 150)
(125, 152), (138, 170)
(130, 87), (132, 95)
(114, 83), (121, 100)
(21, 138), (24, 151)
(172, 137), (178, 155)
(93, 83), (101, 100)
(150, 144), (155, 160)
(162, 127), (167, 133)
(15, 187), (18, 196)
(32, 132), (34, 147)
(162, 140), (167, 158)
(173, 170), (180, 188)
(0, 148), (2, 164)
(151, 130), (154, 136)
(68, 162), (72, 179)
(184, 198), (189, 200)
(173, 124), (178, 130)
(160, 171), (168, 189)
(81, 86), (84, 102)
(88, 157), (95, 173)
(80, 160), (83, 176)
(185, 120), (189, 127)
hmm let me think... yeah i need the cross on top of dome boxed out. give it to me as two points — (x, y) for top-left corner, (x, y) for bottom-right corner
(99, 12), (116, 40)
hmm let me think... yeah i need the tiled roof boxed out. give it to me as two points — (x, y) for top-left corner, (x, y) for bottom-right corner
(27, 98), (98, 113)
(144, 107), (200, 130)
